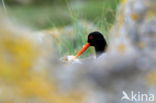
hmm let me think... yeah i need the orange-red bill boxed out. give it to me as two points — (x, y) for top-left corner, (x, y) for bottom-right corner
(75, 43), (90, 58)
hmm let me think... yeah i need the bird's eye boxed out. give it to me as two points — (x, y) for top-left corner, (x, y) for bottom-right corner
(89, 36), (93, 40)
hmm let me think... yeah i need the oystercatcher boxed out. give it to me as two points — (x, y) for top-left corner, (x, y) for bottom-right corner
(75, 31), (107, 58)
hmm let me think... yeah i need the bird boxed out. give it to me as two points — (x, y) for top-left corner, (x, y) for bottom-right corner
(61, 31), (108, 63)
(61, 31), (107, 63)
(75, 31), (107, 58)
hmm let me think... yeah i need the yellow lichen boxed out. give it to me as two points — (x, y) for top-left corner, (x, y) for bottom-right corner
(131, 13), (140, 21)
(137, 42), (146, 49)
(146, 71), (156, 85)
(0, 35), (39, 82)
(120, 0), (127, 4)
(117, 43), (126, 53)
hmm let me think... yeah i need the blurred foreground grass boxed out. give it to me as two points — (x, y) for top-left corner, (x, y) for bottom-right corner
(7, 0), (119, 57)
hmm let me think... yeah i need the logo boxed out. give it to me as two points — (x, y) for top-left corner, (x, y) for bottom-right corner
(121, 91), (155, 102)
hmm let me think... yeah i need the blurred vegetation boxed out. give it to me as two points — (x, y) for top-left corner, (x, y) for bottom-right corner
(6, 0), (69, 5)
(4, 0), (119, 57)
(6, 0), (119, 29)
(5, 0), (116, 5)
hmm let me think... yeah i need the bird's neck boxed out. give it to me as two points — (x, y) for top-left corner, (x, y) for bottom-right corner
(95, 45), (105, 57)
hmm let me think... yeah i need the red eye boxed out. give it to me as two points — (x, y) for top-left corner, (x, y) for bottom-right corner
(89, 36), (93, 40)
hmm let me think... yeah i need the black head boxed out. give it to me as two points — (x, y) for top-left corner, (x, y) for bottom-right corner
(88, 31), (107, 57)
